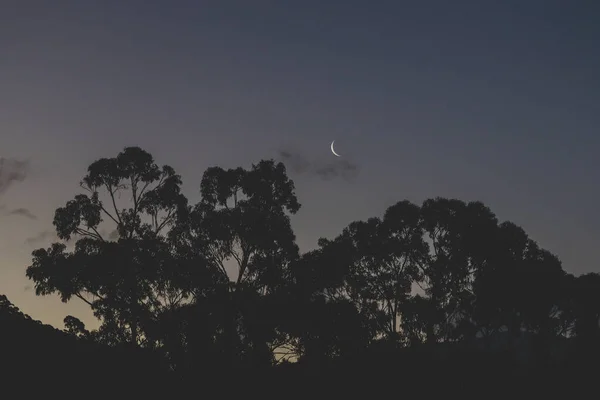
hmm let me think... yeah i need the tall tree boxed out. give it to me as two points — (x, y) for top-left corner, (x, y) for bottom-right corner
(281, 237), (371, 361)
(564, 272), (600, 340)
(26, 147), (188, 347)
(414, 198), (499, 343)
(473, 221), (566, 343)
(167, 159), (301, 365)
(317, 200), (428, 341)
(172, 160), (300, 292)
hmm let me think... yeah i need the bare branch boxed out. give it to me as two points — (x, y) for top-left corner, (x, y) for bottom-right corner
(137, 181), (152, 204)
(90, 226), (105, 241)
(98, 203), (120, 226)
(155, 209), (174, 234)
(74, 227), (102, 241)
(107, 185), (123, 225)
(75, 292), (94, 307)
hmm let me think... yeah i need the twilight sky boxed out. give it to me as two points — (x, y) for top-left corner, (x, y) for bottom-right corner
(1, 1), (600, 329)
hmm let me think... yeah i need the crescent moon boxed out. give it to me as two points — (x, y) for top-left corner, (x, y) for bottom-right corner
(330, 141), (341, 157)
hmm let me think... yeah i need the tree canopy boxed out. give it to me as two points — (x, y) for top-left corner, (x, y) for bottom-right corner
(15, 146), (600, 387)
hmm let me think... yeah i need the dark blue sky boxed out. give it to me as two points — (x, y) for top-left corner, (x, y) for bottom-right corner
(1, 0), (600, 327)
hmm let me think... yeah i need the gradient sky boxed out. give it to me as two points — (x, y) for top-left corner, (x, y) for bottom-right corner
(2, 0), (600, 330)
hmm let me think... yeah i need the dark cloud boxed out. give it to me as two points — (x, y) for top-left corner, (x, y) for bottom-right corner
(278, 150), (310, 174)
(314, 159), (359, 181)
(0, 157), (29, 194)
(8, 207), (37, 220)
(277, 148), (360, 182)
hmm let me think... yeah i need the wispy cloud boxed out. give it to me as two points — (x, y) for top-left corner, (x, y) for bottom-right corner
(0, 157), (29, 194)
(277, 148), (360, 182)
(314, 159), (359, 181)
(25, 230), (56, 246)
(8, 207), (37, 220)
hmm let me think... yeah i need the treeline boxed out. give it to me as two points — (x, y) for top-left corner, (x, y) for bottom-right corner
(14, 147), (600, 386)
(0, 295), (165, 390)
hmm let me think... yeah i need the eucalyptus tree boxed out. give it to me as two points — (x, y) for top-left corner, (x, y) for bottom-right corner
(26, 147), (188, 347)
(403, 198), (499, 343)
(166, 159), (302, 366)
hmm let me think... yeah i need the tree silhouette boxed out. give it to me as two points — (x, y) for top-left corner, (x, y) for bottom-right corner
(26, 147), (189, 348)
(175, 160), (300, 290)
(415, 198), (500, 343)
(564, 272), (600, 342)
(313, 200), (428, 343)
(12, 148), (600, 389)
(160, 159), (302, 368)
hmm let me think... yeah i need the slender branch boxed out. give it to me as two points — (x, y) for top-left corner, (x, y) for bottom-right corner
(229, 245), (243, 269)
(74, 228), (102, 241)
(207, 247), (229, 278)
(131, 176), (139, 216)
(80, 183), (94, 194)
(98, 203), (120, 226)
(107, 185), (123, 225)
(137, 181), (152, 204)
(156, 209), (174, 234)
(89, 290), (106, 301)
(90, 227), (105, 241)
(75, 293), (94, 307)
(152, 211), (158, 232)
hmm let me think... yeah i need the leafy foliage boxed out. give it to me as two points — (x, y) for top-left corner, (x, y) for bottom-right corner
(17, 146), (600, 380)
